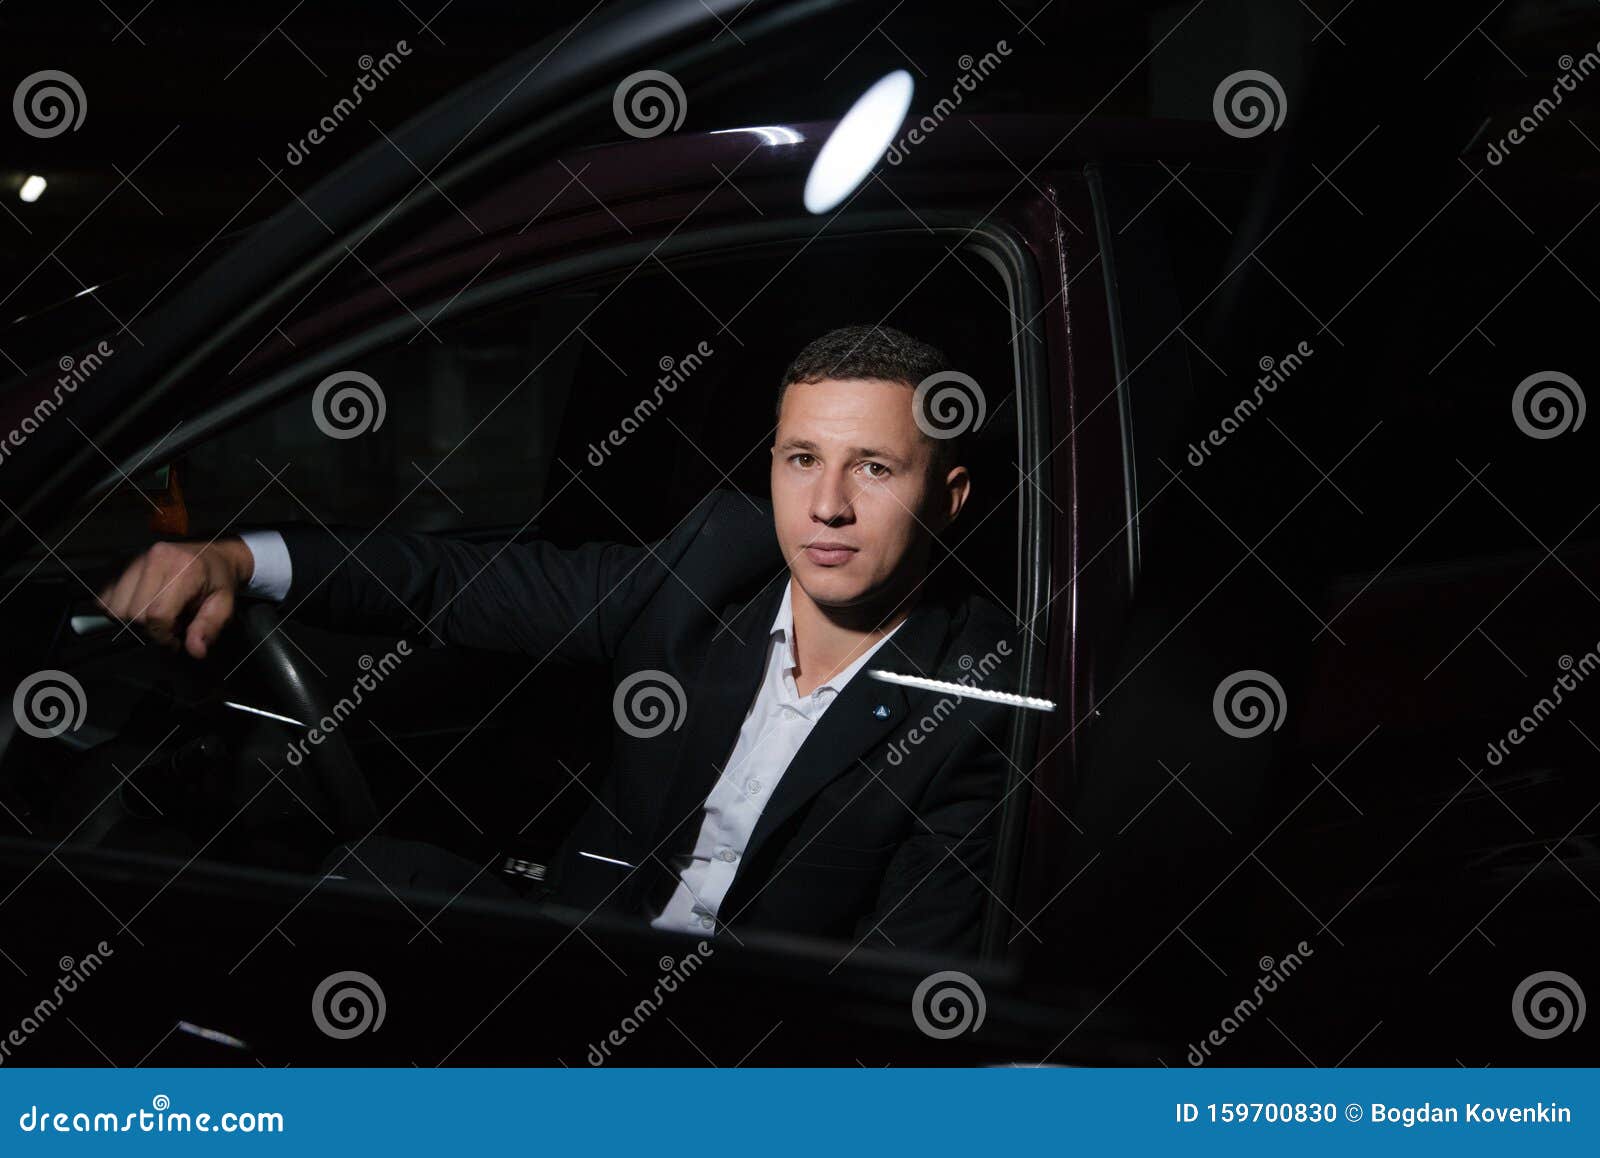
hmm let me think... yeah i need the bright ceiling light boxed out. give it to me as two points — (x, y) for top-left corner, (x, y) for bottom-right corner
(802, 70), (913, 215)
(18, 175), (46, 202)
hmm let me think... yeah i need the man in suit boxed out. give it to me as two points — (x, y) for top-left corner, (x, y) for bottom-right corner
(95, 324), (1024, 956)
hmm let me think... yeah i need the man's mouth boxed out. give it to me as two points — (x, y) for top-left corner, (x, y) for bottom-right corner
(803, 541), (858, 566)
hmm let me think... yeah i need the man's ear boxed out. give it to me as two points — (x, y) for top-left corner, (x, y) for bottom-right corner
(940, 464), (971, 530)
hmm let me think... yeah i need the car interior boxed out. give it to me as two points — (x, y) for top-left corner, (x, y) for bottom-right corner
(0, 232), (1033, 956)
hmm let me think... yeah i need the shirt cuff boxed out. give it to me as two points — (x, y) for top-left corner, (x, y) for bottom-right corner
(237, 530), (291, 602)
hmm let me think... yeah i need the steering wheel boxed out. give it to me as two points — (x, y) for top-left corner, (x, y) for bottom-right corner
(236, 601), (380, 837)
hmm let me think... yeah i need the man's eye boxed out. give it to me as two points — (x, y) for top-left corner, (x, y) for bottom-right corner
(861, 462), (890, 478)
(791, 453), (815, 467)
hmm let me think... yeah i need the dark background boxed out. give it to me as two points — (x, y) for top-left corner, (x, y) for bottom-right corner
(6, 1), (1597, 323)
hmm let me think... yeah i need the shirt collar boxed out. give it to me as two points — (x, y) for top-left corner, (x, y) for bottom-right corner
(771, 578), (905, 696)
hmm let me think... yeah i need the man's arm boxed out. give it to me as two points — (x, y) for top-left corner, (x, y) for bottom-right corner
(269, 519), (671, 665)
(96, 538), (254, 659)
(849, 712), (1011, 957)
(237, 529), (292, 601)
(99, 490), (730, 664)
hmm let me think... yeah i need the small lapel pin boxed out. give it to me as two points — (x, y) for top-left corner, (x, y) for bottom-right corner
(872, 704), (890, 719)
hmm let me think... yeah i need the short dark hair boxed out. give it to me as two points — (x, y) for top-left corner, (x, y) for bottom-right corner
(776, 324), (967, 480)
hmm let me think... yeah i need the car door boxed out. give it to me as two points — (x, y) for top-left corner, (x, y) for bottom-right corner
(0, 0), (1138, 1064)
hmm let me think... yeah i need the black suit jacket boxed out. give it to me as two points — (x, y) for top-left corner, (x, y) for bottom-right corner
(273, 488), (1022, 955)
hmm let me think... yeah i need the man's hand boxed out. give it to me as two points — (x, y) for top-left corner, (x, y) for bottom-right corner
(96, 538), (255, 660)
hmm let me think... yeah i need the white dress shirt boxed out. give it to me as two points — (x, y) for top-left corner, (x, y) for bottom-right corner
(238, 529), (292, 602)
(235, 533), (906, 937)
(649, 578), (904, 937)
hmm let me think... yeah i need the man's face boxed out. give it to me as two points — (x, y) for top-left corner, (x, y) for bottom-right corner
(770, 377), (963, 609)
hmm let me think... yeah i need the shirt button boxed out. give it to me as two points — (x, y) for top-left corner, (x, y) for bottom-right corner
(698, 915), (715, 930)
(746, 779), (762, 795)
(718, 848), (739, 862)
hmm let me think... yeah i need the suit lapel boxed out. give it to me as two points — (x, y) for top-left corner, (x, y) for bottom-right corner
(734, 596), (952, 878)
(631, 569), (955, 919)
(631, 574), (788, 908)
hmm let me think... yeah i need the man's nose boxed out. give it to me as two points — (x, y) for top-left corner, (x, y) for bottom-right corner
(810, 467), (857, 524)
